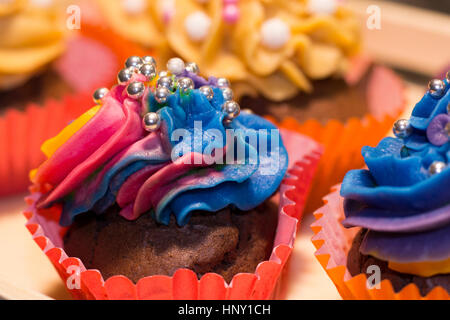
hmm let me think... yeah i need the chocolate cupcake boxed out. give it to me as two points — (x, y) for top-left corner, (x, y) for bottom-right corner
(312, 73), (449, 299)
(340, 74), (450, 295)
(23, 55), (326, 300)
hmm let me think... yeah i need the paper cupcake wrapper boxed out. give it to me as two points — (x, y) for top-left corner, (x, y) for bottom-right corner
(266, 65), (406, 215)
(311, 185), (450, 300)
(23, 129), (322, 300)
(0, 94), (94, 196)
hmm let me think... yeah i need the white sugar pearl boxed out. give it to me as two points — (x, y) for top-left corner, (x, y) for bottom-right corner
(260, 18), (291, 50)
(184, 11), (211, 42)
(29, 0), (53, 7)
(121, 0), (147, 15)
(307, 0), (337, 15)
(167, 57), (185, 75)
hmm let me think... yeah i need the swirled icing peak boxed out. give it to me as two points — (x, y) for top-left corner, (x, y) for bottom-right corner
(32, 56), (288, 227)
(341, 73), (450, 277)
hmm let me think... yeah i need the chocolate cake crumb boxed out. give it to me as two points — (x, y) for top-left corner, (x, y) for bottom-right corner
(64, 202), (278, 283)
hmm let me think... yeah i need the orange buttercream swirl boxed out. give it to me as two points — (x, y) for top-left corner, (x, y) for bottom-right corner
(96, 0), (361, 101)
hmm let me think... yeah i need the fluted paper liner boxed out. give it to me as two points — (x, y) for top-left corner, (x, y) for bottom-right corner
(24, 129), (322, 300)
(311, 185), (449, 300)
(0, 94), (94, 196)
(267, 65), (406, 214)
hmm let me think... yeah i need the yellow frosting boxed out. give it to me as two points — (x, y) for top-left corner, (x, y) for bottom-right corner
(96, 0), (164, 48)
(29, 73), (165, 180)
(41, 105), (101, 158)
(96, 0), (361, 101)
(30, 104), (100, 181)
(0, 0), (66, 88)
(388, 259), (450, 278)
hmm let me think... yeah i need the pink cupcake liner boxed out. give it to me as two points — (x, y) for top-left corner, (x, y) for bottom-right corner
(23, 129), (322, 300)
(311, 185), (450, 300)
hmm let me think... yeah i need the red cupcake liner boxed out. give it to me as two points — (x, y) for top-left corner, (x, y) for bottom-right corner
(23, 129), (322, 300)
(311, 185), (450, 300)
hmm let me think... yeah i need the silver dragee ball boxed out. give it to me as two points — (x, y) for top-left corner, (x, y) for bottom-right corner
(93, 87), (109, 104)
(199, 85), (214, 100)
(139, 63), (156, 81)
(428, 161), (447, 176)
(185, 62), (199, 74)
(142, 55), (156, 66)
(221, 87), (233, 101)
(428, 79), (446, 98)
(142, 112), (161, 132)
(222, 100), (240, 120)
(158, 70), (169, 78)
(217, 77), (230, 88)
(157, 76), (175, 91)
(178, 77), (194, 94)
(155, 86), (171, 104)
(125, 56), (143, 69)
(117, 68), (133, 85)
(393, 119), (412, 138)
(167, 57), (185, 76)
(126, 81), (145, 99)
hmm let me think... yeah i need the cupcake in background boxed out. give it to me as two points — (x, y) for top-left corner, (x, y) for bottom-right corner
(0, 0), (149, 196)
(0, 0), (147, 110)
(312, 73), (449, 299)
(24, 55), (322, 299)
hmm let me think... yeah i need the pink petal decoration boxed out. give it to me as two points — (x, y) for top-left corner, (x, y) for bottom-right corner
(54, 35), (118, 93)
(367, 65), (405, 121)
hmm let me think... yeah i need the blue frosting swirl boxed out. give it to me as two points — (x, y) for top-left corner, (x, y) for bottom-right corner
(340, 76), (450, 264)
